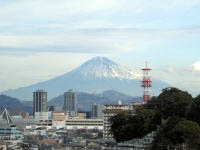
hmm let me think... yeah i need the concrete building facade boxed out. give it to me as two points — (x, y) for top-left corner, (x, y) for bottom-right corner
(91, 103), (103, 119)
(34, 112), (52, 121)
(52, 112), (66, 128)
(33, 90), (47, 116)
(65, 118), (103, 130)
(63, 89), (77, 117)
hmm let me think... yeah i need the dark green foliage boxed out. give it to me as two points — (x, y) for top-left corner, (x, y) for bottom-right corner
(143, 96), (159, 109)
(157, 88), (193, 119)
(151, 117), (182, 150)
(152, 118), (200, 149)
(109, 112), (134, 142)
(172, 120), (200, 147)
(137, 109), (161, 135)
(187, 95), (200, 125)
(109, 87), (200, 149)
(109, 109), (161, 142)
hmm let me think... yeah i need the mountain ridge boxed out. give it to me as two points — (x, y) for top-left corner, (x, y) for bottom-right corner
(0, 90), (140, 113)
(0, 95), (32, 114)
(48, 90), (141, 111)
(3, 56), (170, 100)
(69, 56), (141, 80)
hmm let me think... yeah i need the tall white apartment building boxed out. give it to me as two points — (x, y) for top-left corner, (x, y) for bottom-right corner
(102, 101), (130, 140)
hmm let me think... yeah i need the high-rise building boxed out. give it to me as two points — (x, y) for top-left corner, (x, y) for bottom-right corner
(91, 103), (103, 119)
(63, 89), (77, 117)
(33, 90), (47, 116)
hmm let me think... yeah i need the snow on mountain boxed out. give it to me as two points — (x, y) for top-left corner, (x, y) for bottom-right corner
(71, 56), (141, 80)
(3, 56), (170, 100)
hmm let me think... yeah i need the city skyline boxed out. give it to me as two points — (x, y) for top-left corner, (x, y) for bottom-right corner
(0, 0), (200, 94)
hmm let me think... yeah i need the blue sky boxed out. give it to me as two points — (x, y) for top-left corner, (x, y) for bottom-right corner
(0, 0), (200, 95)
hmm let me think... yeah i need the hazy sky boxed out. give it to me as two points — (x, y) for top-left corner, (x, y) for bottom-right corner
(0, 0), (200, 94)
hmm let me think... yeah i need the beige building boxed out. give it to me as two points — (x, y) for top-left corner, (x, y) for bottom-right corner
(65, 118), (103, 130)
(51, 112), (103, 130)
(52, 112), (66, 128)
(102, 103), (130, 140)
(77, 113), (87, 119)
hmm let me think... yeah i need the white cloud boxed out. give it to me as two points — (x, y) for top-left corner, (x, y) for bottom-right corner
(189, 61), (200, 72)
(0, 22), (10, 26)
(0, 0), (200, 93)
(0, 27), (198, 60)
(1, 27), (199, 55)
(0, 0), (118, 20)
(0, 0), (200, 31)
(0, 0), (200, 55)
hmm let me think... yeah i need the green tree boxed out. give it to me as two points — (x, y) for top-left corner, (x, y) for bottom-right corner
(109, 108), (161, 142)
(109, 87), (200, 149)
(188, 95), (200, 125)
(151, 117), (182, 150)
(137, 108), (161, 135)
(172, 120), (200, 147)
(109, 112), (134, 142)
(157, 88), (193, 119)
(143, 96), (159, 110)
(152, 118), (200, 149)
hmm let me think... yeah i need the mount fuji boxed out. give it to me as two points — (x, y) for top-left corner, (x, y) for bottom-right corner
(3, 56), (170, 101)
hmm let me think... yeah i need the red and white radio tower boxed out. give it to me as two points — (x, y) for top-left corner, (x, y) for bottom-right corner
(141, 62), (152, 103)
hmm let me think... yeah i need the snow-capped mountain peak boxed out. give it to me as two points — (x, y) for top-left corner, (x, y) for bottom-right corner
(71, 56), (141, 80)
(4, 56), (170, 100)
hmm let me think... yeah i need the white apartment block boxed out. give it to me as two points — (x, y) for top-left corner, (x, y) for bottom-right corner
(65, 118), (103, 130)
(34, 112), (52, 121)
(102, 103), (130, 140)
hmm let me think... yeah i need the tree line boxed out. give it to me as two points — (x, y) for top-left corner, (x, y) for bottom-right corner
(109, 88), (200, 149)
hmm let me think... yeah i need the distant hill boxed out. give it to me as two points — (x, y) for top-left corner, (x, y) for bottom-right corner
(96, 90), (141, 103)
(48, 92), (110, 111)
(0, 90), (140, 113)
(21, 101), (33, 107)
(48, 90), (141, 111)
(0, 95), (32, 114)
